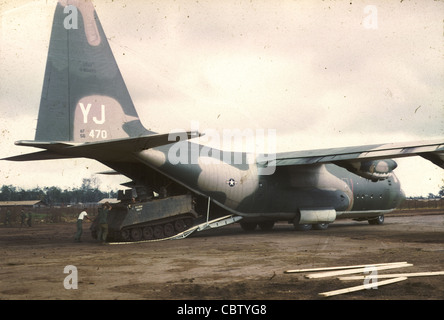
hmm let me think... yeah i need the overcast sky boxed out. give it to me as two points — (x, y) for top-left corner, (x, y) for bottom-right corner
(1, 0), (443, 196)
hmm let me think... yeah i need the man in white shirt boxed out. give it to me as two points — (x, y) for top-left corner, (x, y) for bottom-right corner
(74, 208), (90, 242)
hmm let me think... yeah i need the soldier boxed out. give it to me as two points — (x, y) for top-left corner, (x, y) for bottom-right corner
(4, 209), (11, 227)
(97, 202), (112, 243)
(27, 211), (33, 227)
(74, 208), (90, 242)
(20, 209), (27, 227)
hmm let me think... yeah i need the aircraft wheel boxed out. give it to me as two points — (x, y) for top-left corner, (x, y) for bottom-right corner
(130, 227), (143, 241)
(164, 223), (175, 237)
(153, 225), (164, 239)
(294, 223), (312, 231)
(142, 226), (154, 240)
(368, 215), (384, 225)
(313, 223), (329, 230)
(258, 221), (275, 231)
(240, 221), (257, 232)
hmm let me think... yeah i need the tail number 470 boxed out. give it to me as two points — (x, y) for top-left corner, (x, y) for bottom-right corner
(89, 129), (108, 139)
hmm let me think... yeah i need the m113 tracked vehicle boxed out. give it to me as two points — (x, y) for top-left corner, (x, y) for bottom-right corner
(91, 189), (197, 242)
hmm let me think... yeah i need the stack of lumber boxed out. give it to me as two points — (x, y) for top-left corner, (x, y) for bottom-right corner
(284, 261), (444, 297)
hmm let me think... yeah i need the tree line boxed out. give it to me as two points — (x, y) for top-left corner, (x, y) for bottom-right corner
(0, 178), (117, 205)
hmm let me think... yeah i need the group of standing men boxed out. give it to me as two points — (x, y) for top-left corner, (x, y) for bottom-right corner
(2, 203), (113, 243)
(74, 202), (112, 243)
(3, 209), (32, 227)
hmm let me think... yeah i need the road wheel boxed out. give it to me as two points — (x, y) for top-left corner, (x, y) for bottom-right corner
(130, 227), (142, 241)
(142, 226), (154, 240)
(153, 225), (164, 239)
(184, 218), (194, 228)
(164, 223), (175, 237)
(121, 229), (130, 241)
(174, 219), (186, 232)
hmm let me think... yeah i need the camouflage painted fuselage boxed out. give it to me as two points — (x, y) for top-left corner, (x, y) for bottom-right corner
(132, 141), (405, 222)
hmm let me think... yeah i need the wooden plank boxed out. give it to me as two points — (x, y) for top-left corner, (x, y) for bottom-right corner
(319, 277), (408, 297)
(306, 263), (412, 279)
(284, 261), (408, 274)
(339, 271), (444, 281)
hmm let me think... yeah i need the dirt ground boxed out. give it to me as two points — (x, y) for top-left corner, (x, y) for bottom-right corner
(1, 212), (443, 302)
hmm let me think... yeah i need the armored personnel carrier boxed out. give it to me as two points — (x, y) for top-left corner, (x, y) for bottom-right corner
(91, 189), (197, 242)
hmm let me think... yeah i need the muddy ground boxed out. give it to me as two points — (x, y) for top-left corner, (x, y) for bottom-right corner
(1, 212), (443, 303)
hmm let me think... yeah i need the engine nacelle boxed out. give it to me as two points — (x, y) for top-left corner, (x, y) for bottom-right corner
(340, 159), (398, 181)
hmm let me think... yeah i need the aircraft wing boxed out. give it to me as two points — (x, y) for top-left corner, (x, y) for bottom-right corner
(257, 140), (444, 169)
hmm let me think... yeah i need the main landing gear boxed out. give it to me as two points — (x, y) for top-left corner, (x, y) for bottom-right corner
(293, 222), (330, 231)
(368, 215), (384, 225)
(240, 221), (275, 232)
(239, 221), (330, 232)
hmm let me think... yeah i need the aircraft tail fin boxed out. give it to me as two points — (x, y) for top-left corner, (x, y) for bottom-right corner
(35, 0), (153, 143)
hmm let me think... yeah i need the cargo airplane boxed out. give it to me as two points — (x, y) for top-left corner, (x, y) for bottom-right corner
(4, 1), (444, 236)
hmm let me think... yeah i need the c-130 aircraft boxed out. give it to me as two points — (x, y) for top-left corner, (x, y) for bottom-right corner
(5, 0), (444, 239)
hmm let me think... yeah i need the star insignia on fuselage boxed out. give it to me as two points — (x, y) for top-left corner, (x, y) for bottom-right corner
(226, 178), (237, 187)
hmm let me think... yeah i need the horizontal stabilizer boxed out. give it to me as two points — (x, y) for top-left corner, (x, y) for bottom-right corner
(5, 131), (200, 163)
(64, 131), (199, 154)
(97, 170), (120, 175)
(14, 141), (73, 149)
(2, 150), (80, 162)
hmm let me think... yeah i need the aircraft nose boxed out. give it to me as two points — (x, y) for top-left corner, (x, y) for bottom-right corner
(397, 188), (406, 207)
